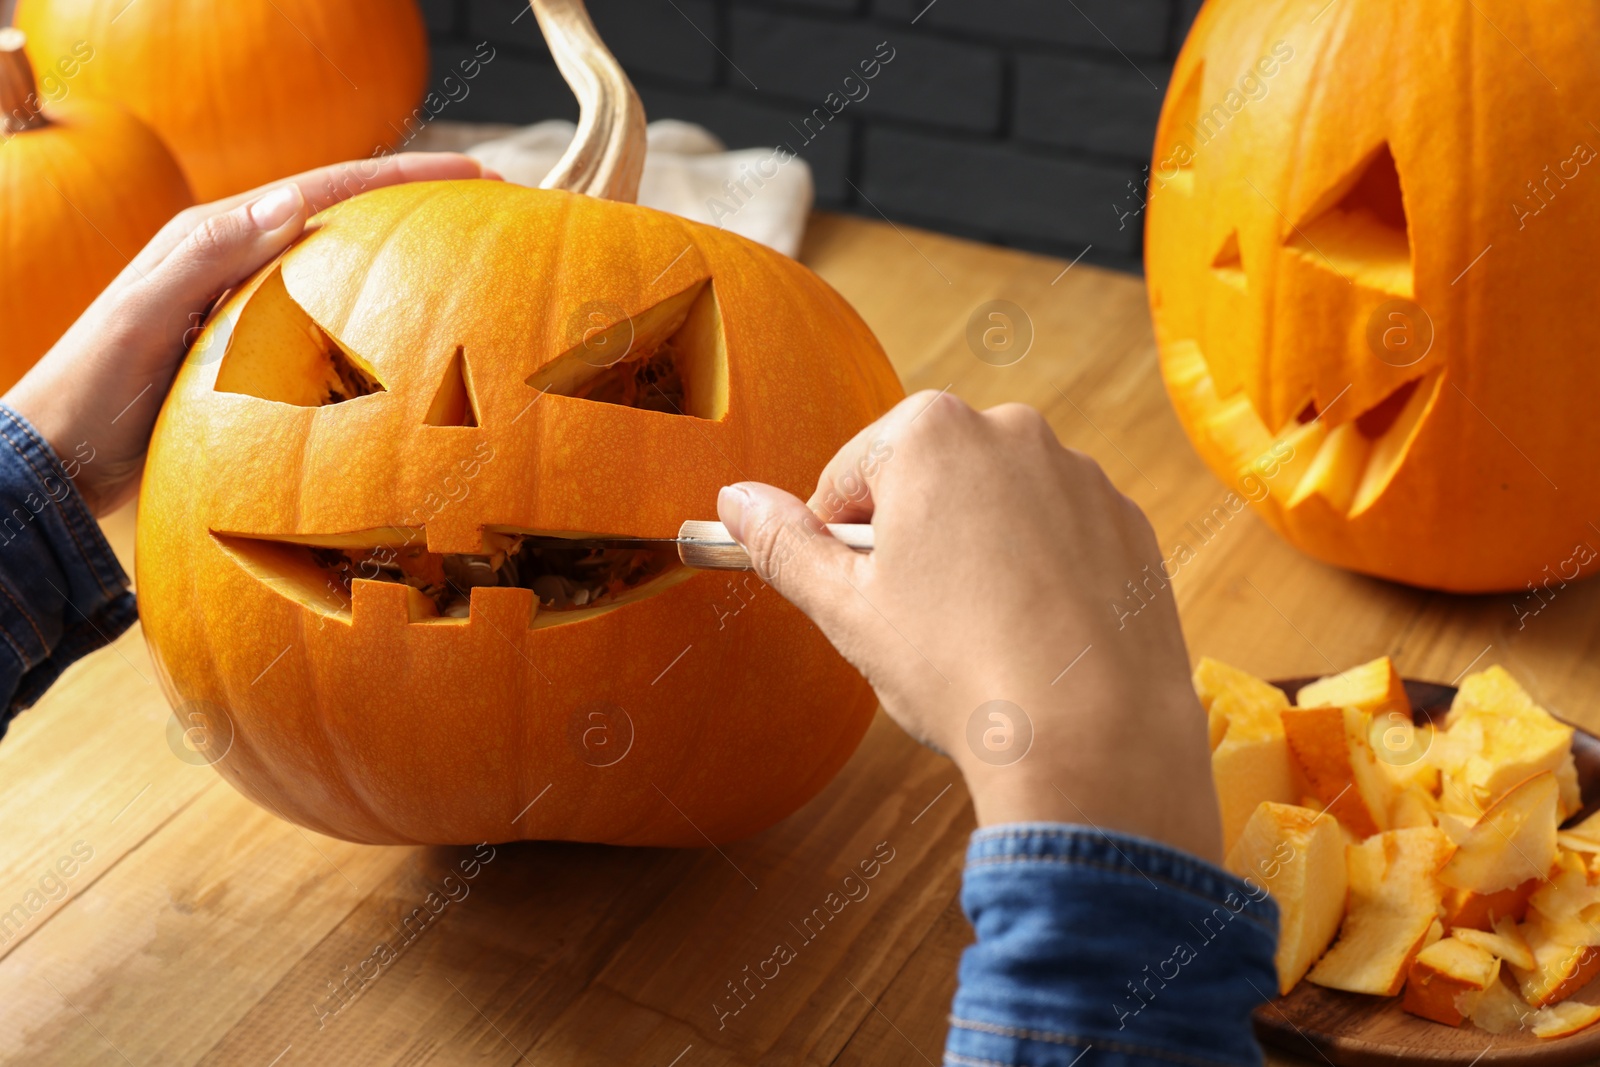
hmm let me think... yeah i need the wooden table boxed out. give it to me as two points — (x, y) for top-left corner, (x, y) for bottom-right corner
(3, 212), (1593, 1067)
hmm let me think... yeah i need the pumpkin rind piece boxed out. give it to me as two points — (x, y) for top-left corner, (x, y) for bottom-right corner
(1436, 772), (1559, 896)
(1294, 657), (1409, 718)
(1225, 802), (1347, 994)
(1281, 705), (1396, 840)
(1401, 936), (1500, 1027)
(1510, 916), (1600, 1009)
(1211, 704), (1299, 854)
(1307, 827), (1453, 996)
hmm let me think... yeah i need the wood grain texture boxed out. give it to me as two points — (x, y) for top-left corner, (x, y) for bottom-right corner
(2, 212), (1597, 1065)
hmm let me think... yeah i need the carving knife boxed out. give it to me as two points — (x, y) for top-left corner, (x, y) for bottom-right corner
(576, 520), (874, 571)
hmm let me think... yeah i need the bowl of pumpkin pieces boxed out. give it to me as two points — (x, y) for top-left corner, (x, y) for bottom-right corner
(1202, 657), (1600, 1064)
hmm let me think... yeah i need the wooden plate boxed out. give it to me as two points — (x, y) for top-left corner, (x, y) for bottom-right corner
(1252, 678), (1600, 1066)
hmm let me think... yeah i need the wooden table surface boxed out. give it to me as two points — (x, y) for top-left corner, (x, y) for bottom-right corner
(3, 212), (1595, 1067)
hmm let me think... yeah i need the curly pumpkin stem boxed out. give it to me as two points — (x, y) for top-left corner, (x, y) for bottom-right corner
(530, 0), (646, 203)
(0, 29), (46, 134)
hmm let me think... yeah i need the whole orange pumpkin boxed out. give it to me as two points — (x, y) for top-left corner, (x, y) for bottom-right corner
(135, 2), (902, 846)
(1146, 0), (1600, 593)
(15, 0), (428, 200)
(0, 29), (191, 389)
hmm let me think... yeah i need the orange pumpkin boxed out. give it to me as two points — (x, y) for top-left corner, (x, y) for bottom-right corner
(15, 0), (428, 200)
(1147, 0), (1600, 592)
(0, 29), (191, 389)
(135, 1), (902, 846)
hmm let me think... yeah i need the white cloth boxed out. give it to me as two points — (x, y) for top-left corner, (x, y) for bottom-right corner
(408, 119), (814, 258)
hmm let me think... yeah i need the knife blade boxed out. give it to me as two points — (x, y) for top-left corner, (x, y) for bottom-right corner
(573, 520), (874, 571)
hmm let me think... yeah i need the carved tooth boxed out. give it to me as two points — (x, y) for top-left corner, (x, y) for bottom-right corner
(351, 579), (436, 626)
(1260, 419), (1328, 508)
(1351, 372), (1442, 517)
(1199, 391), (1273, 483)
(467, 586), (539, 629)
(1288, 421), (1372, 513)
(1162, 338), (1220, 413)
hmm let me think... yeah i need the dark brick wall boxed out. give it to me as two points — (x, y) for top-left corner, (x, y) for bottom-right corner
(422, 0), (1204, 272)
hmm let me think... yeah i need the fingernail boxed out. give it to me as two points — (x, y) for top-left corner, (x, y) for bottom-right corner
(247, 185), (302, 230)
(480, 166), (505, 182)
(718, 484), (753, 540)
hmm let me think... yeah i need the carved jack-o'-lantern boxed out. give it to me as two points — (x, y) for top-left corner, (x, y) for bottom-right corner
(1147, 0), (1600, 592)
(135, 1), (903, 845)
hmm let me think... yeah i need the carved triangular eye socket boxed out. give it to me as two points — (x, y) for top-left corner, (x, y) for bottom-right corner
(1287, 142), (1414, 297)
(528, 279), (729, 420)
(215, 267), (386, 406)
(1211, 229), (1246, 290)
(425, 346), (479, 427)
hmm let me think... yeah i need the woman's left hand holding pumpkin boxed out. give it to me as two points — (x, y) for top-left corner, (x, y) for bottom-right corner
(4, 152), (497, 516)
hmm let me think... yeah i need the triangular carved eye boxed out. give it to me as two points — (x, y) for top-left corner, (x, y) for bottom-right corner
(1287, 142), (1413, 297)
(215, 267), (386, 406)
(425, 346), (479, 427)
(527, 280), (729, 420)
(1211, 229), (1246, 290)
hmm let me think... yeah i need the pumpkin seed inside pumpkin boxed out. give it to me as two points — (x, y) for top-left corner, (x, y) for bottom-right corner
(565, 337), (688, 413)
(311, 536), (677, 618)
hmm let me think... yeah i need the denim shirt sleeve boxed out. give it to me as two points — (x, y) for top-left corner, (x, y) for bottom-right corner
(947, 824), (1279, 1067)
(0, 405), (137, 730)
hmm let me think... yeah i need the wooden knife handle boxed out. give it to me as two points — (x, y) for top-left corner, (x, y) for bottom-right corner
(676, 520), (875, 571)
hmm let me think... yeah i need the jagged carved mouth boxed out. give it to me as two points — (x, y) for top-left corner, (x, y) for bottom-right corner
(1294, 373), (1424, 438)
(1286, 370), (1443, 517)
(1167, 335), (1444, 519)
(212, 528), (687, 628)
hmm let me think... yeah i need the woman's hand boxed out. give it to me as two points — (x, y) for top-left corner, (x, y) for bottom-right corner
(4, 152), (496, 516)
(719, 391), (1223, 864)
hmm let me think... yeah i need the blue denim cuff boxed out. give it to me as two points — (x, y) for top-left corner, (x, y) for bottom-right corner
(947, 823), (1279, 1067)
(0, 405), (136, 726)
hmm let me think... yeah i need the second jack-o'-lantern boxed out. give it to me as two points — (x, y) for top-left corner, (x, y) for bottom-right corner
(1147, 0), (1600, 592)
(135, 1), (903, 845)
